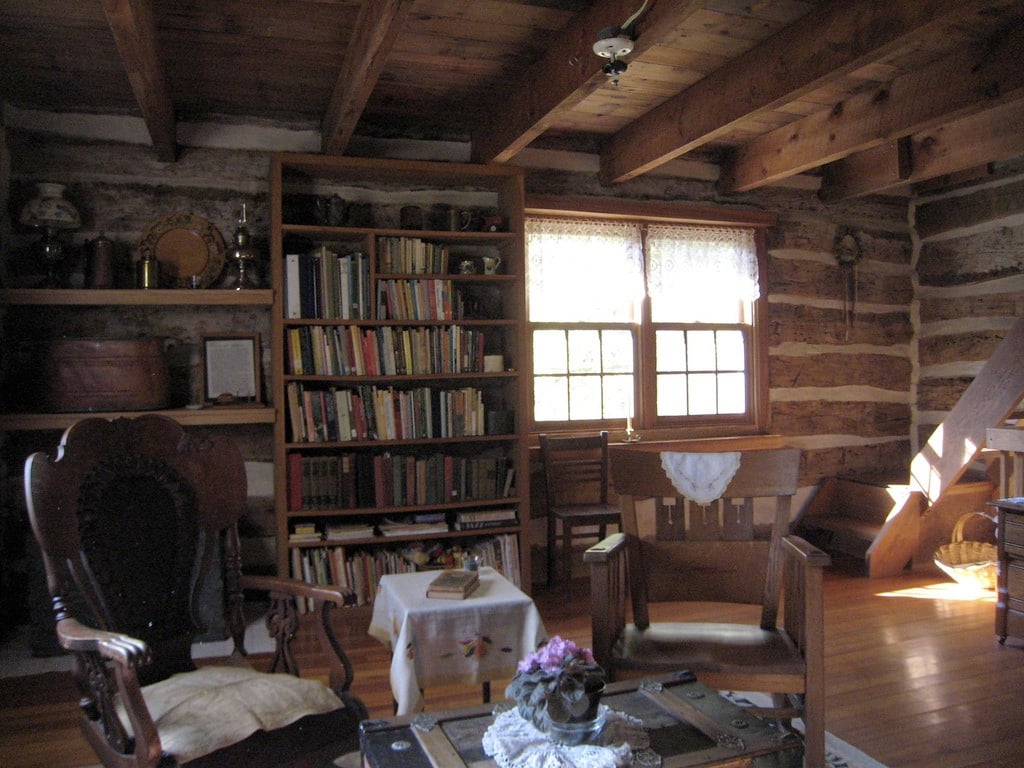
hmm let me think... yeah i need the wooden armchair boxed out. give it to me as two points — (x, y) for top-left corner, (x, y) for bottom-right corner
(24, 415), (367, 768)
(584, 446), (831, 768)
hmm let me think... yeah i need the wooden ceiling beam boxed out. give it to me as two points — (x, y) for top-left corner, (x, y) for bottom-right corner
(101, 0), (176, 162)
(322, 0), (414, 155)
(720, 22), (1024, 194)
(599, 0), (1023, 185)
(820, 98), (1024, 200)
(469, 0), (700, 165)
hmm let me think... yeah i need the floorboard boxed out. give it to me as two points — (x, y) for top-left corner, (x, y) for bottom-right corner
(1, 559), (1022, 768)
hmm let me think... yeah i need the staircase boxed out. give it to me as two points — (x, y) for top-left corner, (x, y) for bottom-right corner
(797, 318), (1024, 577)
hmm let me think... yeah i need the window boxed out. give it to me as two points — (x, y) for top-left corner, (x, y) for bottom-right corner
(527, 213), (767, 435)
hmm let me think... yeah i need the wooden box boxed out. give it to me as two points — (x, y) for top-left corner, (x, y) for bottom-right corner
(360, 672), (802, 767)
(41, 338), (170, 412)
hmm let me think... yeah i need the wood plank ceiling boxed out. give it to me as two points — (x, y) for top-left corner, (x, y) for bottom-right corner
(1, 0), (1022, 199)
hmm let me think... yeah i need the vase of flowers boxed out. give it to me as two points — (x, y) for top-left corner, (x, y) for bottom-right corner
(505, 636), (607, 745)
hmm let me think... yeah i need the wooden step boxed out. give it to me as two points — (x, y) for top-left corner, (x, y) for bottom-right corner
(796, 475), (923, 577)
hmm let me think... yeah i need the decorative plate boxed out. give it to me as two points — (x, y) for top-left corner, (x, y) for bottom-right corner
(138, 212), (226, 287)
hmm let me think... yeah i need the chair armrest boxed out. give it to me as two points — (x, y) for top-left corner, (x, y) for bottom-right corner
(584, 531), (627, 563)
(56, 617), (152, 669)
(239, 573), (356, 607)
(56, 618), (164, 766)
(584, 533), (629, 671)
(781, 534), (831, 568)
(237, 574), (359, 697)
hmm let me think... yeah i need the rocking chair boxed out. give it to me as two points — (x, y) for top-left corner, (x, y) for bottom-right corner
(24, 414), (367, 768)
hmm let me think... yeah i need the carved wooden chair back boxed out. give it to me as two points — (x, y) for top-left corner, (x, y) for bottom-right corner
(25, 414), (249, 685)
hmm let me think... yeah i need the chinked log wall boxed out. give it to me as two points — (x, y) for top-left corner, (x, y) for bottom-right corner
(2, 126), (947, 578)
(911, 159), (1024, 565)
(521, 166), (914, 497)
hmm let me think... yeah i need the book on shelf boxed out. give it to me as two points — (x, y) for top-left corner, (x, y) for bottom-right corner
(452, 507), (518, 530)
(324, 522), (375, 541)
(425, 568), (479, 600)
(377, 519), (450, 537)
(288, 522), (322, 543)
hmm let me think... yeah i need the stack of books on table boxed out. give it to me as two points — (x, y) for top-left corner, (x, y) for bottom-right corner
(425, 568), (480, 600)
(452, 507), (518, 530)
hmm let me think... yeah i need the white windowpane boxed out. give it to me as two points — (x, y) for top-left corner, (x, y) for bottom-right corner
(567, 329), (601, 373)
(687, 331), (717, 371)
(527, 218), (644, 322)
(656, 330), (686, 371)
(602, 330), (633, 373)
(535, 376), (568, 421)
(718, 372), (746, 414)
(533, 330), (567, 375)
(647, 224), (757, 323)
(568, 376), (602, 420)
(602, 374), (633, 418)
(716, 330), (746, 371)
(657, 373), (687, 416)
(688, 373), (717, 415)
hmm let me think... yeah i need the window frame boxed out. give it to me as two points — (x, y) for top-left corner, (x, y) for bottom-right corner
(525, 195), (774, 440)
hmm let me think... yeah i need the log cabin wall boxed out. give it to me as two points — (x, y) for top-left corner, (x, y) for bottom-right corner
(520, 166), (915, 492)
(0, 124), (929, 600)
(911, 158), (1024, 450)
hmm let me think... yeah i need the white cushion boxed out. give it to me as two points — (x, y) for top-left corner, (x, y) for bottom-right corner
(120, 665), (343, 763)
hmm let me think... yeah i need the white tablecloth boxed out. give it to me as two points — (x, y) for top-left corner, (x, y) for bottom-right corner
(368, 567), (547, 714)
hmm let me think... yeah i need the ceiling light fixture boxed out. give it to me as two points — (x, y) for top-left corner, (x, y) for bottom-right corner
(591, 1), (648, 86)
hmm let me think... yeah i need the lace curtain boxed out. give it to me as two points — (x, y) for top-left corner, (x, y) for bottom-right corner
(646, 224), (758, 322)
(526, 217), (644, 322)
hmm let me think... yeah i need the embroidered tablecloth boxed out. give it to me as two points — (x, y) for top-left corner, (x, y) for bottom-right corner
(369, 567), (548, 714)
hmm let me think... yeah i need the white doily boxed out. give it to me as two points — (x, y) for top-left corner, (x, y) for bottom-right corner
(659, 452), (741, 505)
(482, 706), (649, 768)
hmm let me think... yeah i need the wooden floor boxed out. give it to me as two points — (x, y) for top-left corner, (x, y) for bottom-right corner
(2, 559), (1022, 768)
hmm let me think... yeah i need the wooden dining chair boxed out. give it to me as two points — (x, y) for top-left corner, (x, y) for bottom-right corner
(584, 446), (831, 768)
(24, 414), (367, 768)
(539, 431), (620, 592)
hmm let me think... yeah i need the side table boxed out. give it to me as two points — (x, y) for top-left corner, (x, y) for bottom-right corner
(368, 567), (547, 714)
(991, 497), (1024, 644)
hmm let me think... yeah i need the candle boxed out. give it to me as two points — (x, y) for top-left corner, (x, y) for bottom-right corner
(626, 417), (633, 433)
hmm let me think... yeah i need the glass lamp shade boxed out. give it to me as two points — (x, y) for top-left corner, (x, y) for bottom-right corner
(20, 183), (81, 230)
(19, 182), (81, 288)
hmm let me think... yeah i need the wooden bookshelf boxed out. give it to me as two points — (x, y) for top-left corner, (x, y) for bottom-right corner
(269, 153), (530, 603)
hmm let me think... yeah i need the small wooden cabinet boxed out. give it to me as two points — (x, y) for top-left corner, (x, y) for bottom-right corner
(993, 497), (1024, 644)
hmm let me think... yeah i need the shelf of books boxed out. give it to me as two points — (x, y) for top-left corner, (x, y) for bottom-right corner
(269, 153), (530, 606)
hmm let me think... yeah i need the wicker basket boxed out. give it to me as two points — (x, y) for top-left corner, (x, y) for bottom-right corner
(934, 512), (998, 590)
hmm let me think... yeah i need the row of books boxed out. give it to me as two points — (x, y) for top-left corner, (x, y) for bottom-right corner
(288, 534), (521, 609)
(374, 279), (465, 321)
(287, 324), (487, 377)
(286, 382), (489, 443)
(285, 247), (371, 320)
(287, 451), (515, 510)
(289, 510), (517, 543)
(376, 237), (451, 275)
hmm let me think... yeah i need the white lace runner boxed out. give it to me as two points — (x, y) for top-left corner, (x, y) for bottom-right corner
(659, 452), (741, 504)
(482, 705), (649, 768)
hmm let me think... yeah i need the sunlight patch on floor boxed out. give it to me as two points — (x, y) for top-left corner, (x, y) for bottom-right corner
(875, 581), (997, 602)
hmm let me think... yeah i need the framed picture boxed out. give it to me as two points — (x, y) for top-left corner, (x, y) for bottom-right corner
(202, 333), (262, 404)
